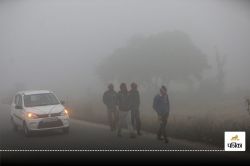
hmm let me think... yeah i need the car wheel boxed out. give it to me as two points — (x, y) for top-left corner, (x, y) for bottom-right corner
(63, 127), (69, 134)
(23, 122), (32, 137)
(11, 117), (18, 132)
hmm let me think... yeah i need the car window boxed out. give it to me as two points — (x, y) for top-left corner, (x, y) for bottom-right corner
(17, 95), (23, 107)
(24, 93), (60, 107)
(14, 95), (19, 105)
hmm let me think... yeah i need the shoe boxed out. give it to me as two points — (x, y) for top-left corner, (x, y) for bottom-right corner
(164, 138), (169, 143)
(117, 133), (122, 137)
(157, 136), (164, 141)
(137, 131), (142, 136)
(130, 133), (136, 139)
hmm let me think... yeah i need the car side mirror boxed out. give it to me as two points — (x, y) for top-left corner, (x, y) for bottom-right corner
(15, 105), (23, 109)
(61, 100), (65, 105)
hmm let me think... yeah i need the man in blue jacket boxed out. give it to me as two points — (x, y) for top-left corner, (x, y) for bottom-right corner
(153, 85), (170, 143)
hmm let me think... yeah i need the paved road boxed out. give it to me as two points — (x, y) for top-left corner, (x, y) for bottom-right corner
(0, 104), (219, 150)
(1, 103), (250, 165)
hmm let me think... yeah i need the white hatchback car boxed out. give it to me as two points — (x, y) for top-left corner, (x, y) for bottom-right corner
(10, 90), (70, 136)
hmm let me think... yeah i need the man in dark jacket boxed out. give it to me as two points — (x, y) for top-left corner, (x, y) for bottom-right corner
(103, 84), (118, 131)
(129, 82), (142, 135)
(153, 86), (170, 143)
(117, 83), (136, 138)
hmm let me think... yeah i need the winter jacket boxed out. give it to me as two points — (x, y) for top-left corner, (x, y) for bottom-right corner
(117, 91), (130, 111)
(103, 90), (117, 110)
(153, 94), (170, 116)
(129, 89), (140, 110)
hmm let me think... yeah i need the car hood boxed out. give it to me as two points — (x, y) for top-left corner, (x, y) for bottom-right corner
(25, 104), (64, 115)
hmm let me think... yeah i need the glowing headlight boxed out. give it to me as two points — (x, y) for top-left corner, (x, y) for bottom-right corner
(64, 109), (68, 115)
(26, 112), (38, 119)
(60, 109), (69, 116)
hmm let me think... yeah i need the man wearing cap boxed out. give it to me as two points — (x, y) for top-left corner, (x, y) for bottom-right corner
(103, 84), (118, 131)
(153, 85), (170, 143)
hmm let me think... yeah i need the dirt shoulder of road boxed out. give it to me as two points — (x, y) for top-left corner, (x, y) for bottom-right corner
(71, 118), (223, 150)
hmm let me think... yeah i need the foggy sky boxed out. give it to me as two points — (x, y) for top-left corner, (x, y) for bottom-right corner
(0, 0), (250, 97)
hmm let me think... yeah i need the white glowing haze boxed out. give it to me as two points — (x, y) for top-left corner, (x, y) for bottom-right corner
(0, 0), (249, 100)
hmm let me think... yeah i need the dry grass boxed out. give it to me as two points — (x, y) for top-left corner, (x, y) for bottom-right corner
(68, 92), (250, 147)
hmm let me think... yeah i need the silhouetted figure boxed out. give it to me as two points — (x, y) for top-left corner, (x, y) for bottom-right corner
(103, 84), (118, 131)
(129, 82), (141, 135)
(246, 98), (250, 115)
(153, 86), (170, 143)
(117, 83), (136, 138)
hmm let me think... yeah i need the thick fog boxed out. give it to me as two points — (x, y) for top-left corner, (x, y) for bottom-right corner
(2, 0), (250, 147)
(0, 0), (250, 100)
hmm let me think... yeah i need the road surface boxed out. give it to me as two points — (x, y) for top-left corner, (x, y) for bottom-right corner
(0, 103), (219, 150)
(1, 103), (250, 165)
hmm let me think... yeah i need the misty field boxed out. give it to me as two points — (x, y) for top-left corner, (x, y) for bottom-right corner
(68, 90), (250, 147)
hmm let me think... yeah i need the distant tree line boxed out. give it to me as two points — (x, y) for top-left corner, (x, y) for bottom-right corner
(97, 31), (211, 93)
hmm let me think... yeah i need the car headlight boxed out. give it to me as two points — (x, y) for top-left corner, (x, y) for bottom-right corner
(60, 109), (69, 116)
(26, 112), (38, 119)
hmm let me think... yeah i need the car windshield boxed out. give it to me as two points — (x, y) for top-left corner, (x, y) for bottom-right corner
(24, 93), (60, 107)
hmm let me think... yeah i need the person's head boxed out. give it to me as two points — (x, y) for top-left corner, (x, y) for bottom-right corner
(160, 85), (167, 96)
(108, 84), (114, 91)
(120, 83), (127, 92)
(130, 82), (137, 90)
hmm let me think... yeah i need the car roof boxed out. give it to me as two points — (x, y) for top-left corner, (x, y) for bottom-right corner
(17, 90), (52, 95)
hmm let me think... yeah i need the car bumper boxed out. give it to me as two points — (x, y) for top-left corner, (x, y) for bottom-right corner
(26, 116), (70, 131)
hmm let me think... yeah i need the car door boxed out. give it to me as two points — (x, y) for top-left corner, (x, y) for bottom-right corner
(11, 95), (19, 124)
(14, 95), (24, 126)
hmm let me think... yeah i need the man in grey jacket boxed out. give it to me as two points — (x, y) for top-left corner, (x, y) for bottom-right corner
(103, 84), (118, 131)
(117, 83), (136, 138)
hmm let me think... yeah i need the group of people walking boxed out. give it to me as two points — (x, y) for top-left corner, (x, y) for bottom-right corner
(103, 83), (170, 143)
